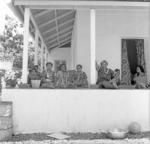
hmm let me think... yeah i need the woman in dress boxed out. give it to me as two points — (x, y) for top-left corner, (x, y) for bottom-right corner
(41, 62), (55, 88)
(96, 60), (114, 88)
(74, 64), (88, 88)
(55, 64), (69, 88)
(133, 65), (147, 88)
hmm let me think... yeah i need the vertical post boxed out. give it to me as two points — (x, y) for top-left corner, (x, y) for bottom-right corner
(44, 48), (47, 68)
(22, 8), (30, 83)
(41, 42), (44, 71)
(90, 9), (96, 84)
(34, 30), (38, 65)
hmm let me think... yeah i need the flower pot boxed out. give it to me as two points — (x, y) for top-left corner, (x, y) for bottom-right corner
(31, 80), (41, 88)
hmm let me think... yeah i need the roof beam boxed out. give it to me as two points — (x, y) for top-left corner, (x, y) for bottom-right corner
(34, 10), (53, 18)
(14, 0), (150, 8)
(49, 39), (71, 50)
(54, 10), (60, 46)
(42, 18), (74, 36)
(48, 36), (71, 48)
(46, 31), (72, 45)
(39, 10), (74, 29)
(44, 25), (73, 42)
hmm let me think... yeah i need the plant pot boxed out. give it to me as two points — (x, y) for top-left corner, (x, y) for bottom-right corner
(31, 80), (41, 88)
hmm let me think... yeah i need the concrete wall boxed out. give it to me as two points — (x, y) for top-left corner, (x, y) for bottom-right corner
(2, 89), (150, 134)
(48, 47), (71, 70)
(96, 8), (150, 80)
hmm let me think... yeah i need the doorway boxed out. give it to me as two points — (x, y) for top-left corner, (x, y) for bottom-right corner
(121, 39), (146, 85)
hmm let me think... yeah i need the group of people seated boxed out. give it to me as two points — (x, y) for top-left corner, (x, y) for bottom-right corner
(27, 60), (149, 89)
(28, 62), (88, 88)
(96, 60), (149, 89)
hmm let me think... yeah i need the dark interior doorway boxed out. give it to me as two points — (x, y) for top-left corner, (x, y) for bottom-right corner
(121, 38), (145, 84)
(126, 39), (138, 75)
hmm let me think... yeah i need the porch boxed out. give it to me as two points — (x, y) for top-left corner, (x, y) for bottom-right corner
(12, 0), (150, 84)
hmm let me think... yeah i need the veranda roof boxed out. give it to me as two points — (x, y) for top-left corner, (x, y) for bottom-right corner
(12, 4), (76, 50)
(11, 0), (150, 51)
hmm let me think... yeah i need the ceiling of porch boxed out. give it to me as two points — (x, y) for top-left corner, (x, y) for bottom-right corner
(17, 6), (76, 50)
(31, 9), (76, 49)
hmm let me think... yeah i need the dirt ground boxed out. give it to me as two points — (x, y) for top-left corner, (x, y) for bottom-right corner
(7, 131), (150, 142)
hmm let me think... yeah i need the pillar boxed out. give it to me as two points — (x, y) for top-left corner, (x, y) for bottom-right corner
(41, 42), (44, 71)
(22, 8), (30, 83)
(90, 9), (96, 84)
(72, 9), (91, 84)
(34, 30), (38, 65)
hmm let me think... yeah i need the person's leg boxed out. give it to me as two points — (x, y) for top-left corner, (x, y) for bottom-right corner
(102, 81), (115, 89)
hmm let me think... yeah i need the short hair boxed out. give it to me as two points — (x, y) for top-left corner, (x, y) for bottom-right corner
(76, 64), (82, 69)
(100, 60), (108, 66)
(60, 64), (66, 70)
(114, 69), (120, 72)
(46, 62), (53, 67)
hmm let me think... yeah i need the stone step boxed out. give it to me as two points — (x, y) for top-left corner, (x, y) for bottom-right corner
(0, 128), (13, 141)
(0, 101), (12, 117)
(0, 116), (12, 129)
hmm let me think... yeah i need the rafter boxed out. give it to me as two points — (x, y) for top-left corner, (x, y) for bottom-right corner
(49, 39), (71, 50)
(44, 25), (73, 42)
(42, 18), (74, 36)
(34, 10), (53, 18)
(54, 10), (60, 46)
(39, 10), (74, 29)
(46, 31), (72, 46)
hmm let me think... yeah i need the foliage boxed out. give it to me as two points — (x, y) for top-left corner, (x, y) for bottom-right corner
(4, 70), (22, 88)
(0, 15), (35, 69)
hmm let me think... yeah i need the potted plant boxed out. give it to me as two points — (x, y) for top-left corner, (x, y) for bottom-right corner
(30, 72), (41, 88)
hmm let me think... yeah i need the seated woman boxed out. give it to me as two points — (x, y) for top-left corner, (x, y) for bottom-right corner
(133, 65), (147, 89)
(55, 64), (69, 88)
(41, 62), (55, 88)
(74, 64), (88, 88)
(96, 60), (114, 88)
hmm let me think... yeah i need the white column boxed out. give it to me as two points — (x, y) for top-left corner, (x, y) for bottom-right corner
(41, 42), (44, 71)
(34, 30), (38, 65)
(22, 8), (30, 83)
(90, 9), (96, 84)
(44, 48), (47, 68)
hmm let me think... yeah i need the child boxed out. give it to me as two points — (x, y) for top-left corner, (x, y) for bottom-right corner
(109, 69), (120, 89)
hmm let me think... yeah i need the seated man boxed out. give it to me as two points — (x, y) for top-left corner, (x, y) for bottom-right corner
(41, 62), (55, 88)
(74, 64), (88, 88)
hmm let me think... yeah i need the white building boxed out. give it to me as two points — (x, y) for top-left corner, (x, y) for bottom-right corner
(1, 0), (150, 134)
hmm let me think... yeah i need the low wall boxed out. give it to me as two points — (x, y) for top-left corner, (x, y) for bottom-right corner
(1, 89), (150, 134)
